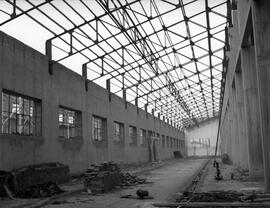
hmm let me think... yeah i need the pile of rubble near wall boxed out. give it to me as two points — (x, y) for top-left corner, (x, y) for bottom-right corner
(0, 163), (69, 198)
(84, 162), (147, 193)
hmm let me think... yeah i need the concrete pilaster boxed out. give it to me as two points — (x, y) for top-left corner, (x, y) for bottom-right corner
(227, 101), (233, 162)
(241, 46), (264, 179)
(224, 110), (230, 159)
(235, 71), (249, 169)
(252, 0), (270, 191)
(0, 29), (2, 169)
(231, 86), (240, 166)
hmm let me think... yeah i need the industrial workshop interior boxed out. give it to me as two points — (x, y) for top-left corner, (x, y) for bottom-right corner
(1, 0), (270, 207)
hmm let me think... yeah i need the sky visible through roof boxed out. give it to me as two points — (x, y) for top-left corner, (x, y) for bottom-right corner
(0, 0), (228, 129)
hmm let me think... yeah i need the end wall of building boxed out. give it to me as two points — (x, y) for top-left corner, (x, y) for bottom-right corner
(185, 117), (218, 157)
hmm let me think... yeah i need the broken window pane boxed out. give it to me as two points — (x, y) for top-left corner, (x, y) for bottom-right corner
(17, 114), (23, 134)
(139, 129), (146, 145)
(2, 92), (9, 112)
(9, 112), (16, 134)
(23, 115), (30, 135)
(92, 116), (106, 141)
(10, 95), (16, 113)
(1, 111), (8, 134)
(1, 91), (42, 136)
(24, 98), (29, 115)
(30, 117), (35, 135)
(58, 107), (81, 139)
(129, 126), (137, 145)
(114, 121), (124, 143)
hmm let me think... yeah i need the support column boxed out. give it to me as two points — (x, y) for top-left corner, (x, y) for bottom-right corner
(252, 0), (270, 191)
(223, 110), (229, 158)
(0, 33), (2, 169)
(235, 71), (249, 169)
(241, 46), (264, 179)
(227, 101), (233, 162)
(219, 124), (225, 156)
(231, 85), (240, 166)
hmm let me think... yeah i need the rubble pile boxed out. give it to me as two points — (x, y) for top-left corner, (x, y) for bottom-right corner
(120, 172), (146, 186)
(0, 162), (69, 199)
(17, 181), (64, 198)
(0, 170), (13, 198)
(84, 162), (147, 193)
(221, 153), (231, 164)
(231, 168), (249, 181)
(178, 191), (244, 203)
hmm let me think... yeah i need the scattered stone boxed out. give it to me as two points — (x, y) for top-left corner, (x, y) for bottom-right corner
(17, 181), (64, 198)
(221, 154), (231, 164)
(52, 200), (70, 204)
(83, 161), (148, 193)
(121, 194), (154, 200)
(231, 168), (249, 181)
(177, 191), (245, 203)
(136, 189), (149, 198)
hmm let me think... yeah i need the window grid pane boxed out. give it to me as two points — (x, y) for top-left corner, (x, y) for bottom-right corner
(1, 91), (41, 136)
(58, 107), (81, 139)
(92, 116), (106, 141)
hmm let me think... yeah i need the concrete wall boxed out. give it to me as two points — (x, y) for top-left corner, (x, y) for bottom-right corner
(219, 0), (270, 191)
(185, 118), (218, 157)
(0, 31), (186, 173)
(219, 0), (263, 174)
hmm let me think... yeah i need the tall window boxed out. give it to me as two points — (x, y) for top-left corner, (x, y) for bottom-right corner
(166, 136), (169, 148)
(139, 128), (146, 145)
(1, 91), (41, 136)
(92, 116), (106, 141)
(59, 107), (82, 139)
(162, 135), (165, 147)
(129, 125), (137, 145)
(114, 121), (124, 143)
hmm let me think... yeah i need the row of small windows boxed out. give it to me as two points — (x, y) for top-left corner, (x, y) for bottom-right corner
(1, 91), (184, 148)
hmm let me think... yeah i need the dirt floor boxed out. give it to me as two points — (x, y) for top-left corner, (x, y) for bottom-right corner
(40, 159), (206, 208)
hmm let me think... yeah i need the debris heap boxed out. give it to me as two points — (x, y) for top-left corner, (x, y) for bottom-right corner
(84, 162), (147, 193)
(0, 170), (13, 198)
(0, 162), (69, 199)
(178, 191), (244, 203)
(17, 181), (64, 198)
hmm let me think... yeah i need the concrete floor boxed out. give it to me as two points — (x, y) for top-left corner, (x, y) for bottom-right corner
(41, 159), (206, 208)
(197, 159), (264, 193)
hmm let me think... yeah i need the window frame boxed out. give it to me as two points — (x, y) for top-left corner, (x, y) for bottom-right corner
(92, 115), (107, 142)
(1, 89), (42, 136)
(113, 121), (124, 143)
(58, 105), (82, 139)
(162, 135), (165, 148)
(166, 136), (169, 148)
(129, 125), (137, 145)
(139, 128), (147, 146)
